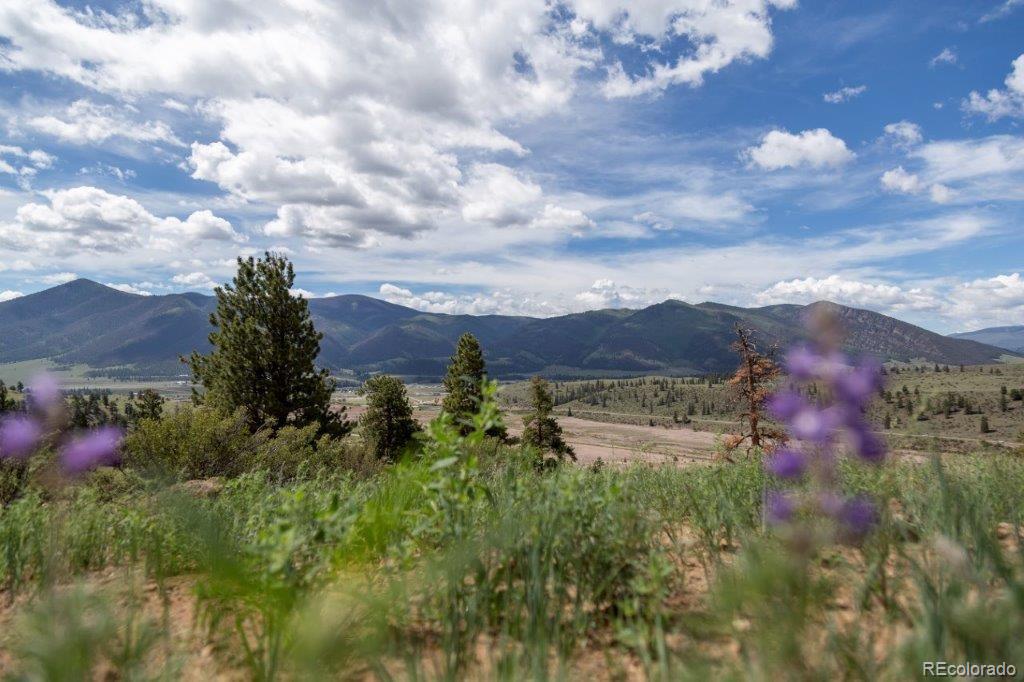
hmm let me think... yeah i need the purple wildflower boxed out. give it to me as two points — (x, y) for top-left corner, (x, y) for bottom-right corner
(847, 425), (886, 464)
(0, 415), (42, 460)
(766, 448), (806, 479)
(766, 491), (796, 525)
(60, 427), (123, 474)
(837, 497), (877, 540)
(834, 358), (882, 407)
(28, 373), (61, 411)
(767, 391), (805, 422)
(784, 345), (819, 381)
(788, 405), (836, 443)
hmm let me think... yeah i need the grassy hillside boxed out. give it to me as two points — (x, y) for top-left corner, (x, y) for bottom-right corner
(951, 325), (1024, 353)
(504, 363), (1024, 449)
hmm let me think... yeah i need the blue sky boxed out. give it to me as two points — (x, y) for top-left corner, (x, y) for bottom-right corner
(0, 0), (1022, 333)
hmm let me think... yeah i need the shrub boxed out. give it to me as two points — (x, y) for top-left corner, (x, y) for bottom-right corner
(0, 457), (31, 506)
(249, 425), (377, 481)
(85, 466), (145, 503)
(121, 406), (264, 479)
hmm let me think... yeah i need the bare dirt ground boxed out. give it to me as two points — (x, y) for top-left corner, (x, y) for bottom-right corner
(507, 416), (721, 466)
(339, 400), (721, 465)
(341, 399), (932, 466)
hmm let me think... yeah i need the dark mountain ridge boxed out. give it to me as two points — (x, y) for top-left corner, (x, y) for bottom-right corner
(0, 279), (1015, 379)
(949, 325), (1024, 354)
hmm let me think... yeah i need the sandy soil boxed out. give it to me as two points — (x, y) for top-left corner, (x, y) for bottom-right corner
(509, 416), (721, 466)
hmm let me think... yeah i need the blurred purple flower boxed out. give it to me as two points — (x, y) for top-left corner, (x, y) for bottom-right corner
(767, 392), (805, 422)
(784, 345), (819, 381)
(60, 427), (123, 474)
(837, 497), (877, 540)
(789, 405), (836, 443)
(766, 448), (806, 479)
(28, 373), (61, 410)
(834, 359), (882, 407)
(0, 415), (41, 460)
(847, 425), (886, 463)
(766, 491), (796, 525)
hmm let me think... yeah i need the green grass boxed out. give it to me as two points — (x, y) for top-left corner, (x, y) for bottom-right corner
(3, 444), (1024, 678)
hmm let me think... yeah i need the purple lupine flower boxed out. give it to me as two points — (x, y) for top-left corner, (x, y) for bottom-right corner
(0, 415), (42, 460)
(816, 350), (850, 380)
(784, 345), (820, 381)
(60, 427), (123, 474)
(767, 391), (805, 422)
(834, 358), (882, 407)
(766, 491), (796, 525)
(789, 405), (836, 443)
(847, 424), (886, 463)
(837, 497), (877, 540)
(28, 373), (61, 410)
(766, 448), (806, 479)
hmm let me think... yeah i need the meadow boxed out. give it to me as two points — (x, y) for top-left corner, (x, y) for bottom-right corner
(503, 363), (1024, 453)
(2, 386), (1024, 679)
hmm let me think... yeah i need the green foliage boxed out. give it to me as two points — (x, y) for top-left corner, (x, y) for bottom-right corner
(8, 584), (160, 681)
(121, 405), (263, 479)
(185, 252), (349, 437)
(359, 374), (420, 461)
(68, 391), (127, 427)
(441, 332), (506, 439)
(125, 388), (165, 425)
(0, 379), (19, 413)
(248, 424), (373, 482)
(7, 383), (1024, 678)
(521, 376), (575, 463)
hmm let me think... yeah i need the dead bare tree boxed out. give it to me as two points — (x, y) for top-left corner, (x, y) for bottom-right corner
(723, 324), (786, 459)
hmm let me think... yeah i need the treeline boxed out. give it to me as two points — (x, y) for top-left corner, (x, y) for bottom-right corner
(2, 254), (578, 503)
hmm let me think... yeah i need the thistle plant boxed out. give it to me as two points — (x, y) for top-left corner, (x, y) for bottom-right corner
(764, 314), (885, 547)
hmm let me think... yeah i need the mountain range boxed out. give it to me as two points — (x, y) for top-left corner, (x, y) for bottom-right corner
(0, 279), (1017, 380)
(949, 326), (1024, 354)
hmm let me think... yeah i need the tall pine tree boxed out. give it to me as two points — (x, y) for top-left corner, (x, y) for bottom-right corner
(185, 252), (348, 436)
(441, 332), (506, 438)
(522, 376), (575, 463)
(360, 374), (419, 461)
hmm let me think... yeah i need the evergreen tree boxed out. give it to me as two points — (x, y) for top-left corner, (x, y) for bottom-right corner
(0, 381), (17, 413)
(441, 333), (506, 438)
(359, 374), (419, 461)
(521, 376), (575, 463)
(980, 415), (990, 433)
(185, 253), (348, 436)
(130, 389), (166, 424)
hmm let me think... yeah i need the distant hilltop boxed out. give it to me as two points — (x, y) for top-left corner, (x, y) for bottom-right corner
(949, 325), (1024, 354)
(0, 279), (1017, 380)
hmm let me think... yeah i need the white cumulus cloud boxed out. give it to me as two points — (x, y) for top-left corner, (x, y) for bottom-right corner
(964, 53), (1024, 120)
(26, 100), (184, 147)
(755, 275), (939, 312)
(744, 129), (854, 171)
(598, 0), (797, 97)
(0, 186), (242, 255)
(883, 120), (923, 147)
